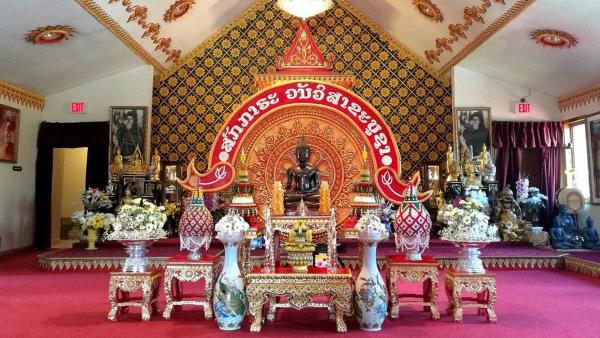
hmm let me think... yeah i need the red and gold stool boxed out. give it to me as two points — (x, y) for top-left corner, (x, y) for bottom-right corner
(387, 255), (440, 320)
(444, 269), (497, 323)
(162, 255), (221, 319)
(108, 270), (161, 321)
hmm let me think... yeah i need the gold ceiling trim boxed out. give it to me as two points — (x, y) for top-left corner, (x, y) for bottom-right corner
(157, 0), (448, 85)
(0, 80), (45, 111)
(439, 0), (536, 74)
(74, 0), (166, 74)
(558, 83), (600, 112)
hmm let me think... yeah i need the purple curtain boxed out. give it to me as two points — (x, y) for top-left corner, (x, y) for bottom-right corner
(492, 121), (563, 228)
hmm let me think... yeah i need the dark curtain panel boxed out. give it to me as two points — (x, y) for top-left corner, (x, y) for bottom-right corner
(492, 121), (563, 229)
(34, 122), (109, 249)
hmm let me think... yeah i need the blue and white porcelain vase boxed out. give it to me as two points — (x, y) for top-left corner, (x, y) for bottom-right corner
(213, 231), (247, 330)
(354, 230), (388, 331)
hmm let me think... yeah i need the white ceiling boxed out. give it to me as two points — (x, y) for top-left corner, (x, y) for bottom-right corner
(459, 0), (600, 98)
(0, 0), (144, 96)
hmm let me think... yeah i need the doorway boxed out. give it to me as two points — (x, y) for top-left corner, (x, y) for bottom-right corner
(51, 148), (88, 248)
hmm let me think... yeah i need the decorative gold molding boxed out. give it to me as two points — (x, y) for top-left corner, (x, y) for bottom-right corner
(157, 0), (449, 85)
(439, 0), (536, 74)
(564, 256), (600, 278)
(74, 0), (166, 74)
(558, 83), (600, 112)
(0, 80), (44, 111)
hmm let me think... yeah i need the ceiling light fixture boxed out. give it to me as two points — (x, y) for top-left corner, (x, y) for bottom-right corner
(164, 0), (196, 22)
(412, 0), (443, 23)
(276, 0), (333, 20)
(25, 25), (74, 45)
(530, 29), (577, 49)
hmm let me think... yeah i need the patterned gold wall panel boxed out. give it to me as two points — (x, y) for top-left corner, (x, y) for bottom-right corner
(152, 0), (453, 177)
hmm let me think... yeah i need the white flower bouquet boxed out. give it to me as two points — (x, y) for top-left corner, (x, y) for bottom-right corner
(72, 211), (114, 231)
(438, 199), (499, 242)
(104, 198), (167, 241)
(355, 211), (387, 232)
(215, 211), (249, 234)
(82, 187), (113, 212)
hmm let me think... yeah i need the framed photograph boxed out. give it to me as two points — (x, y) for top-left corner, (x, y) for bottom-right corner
(109, 106), (148, 164)
(0, 104), (20, 163)
(586, 114), (600, 203)
(454, 107), (492, 161)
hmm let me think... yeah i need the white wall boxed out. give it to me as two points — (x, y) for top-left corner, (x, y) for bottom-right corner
(453, 66), (560, 121)
(44, 65), (153, 123)
(0, 98), (42, 251)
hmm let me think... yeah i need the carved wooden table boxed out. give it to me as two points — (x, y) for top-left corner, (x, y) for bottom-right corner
(246, 267), (353, 333)
(162, 255), (221, 319)
(444, 269), (497, 323)
(387, 255), (440, 320)
(108, 270), (161, 321)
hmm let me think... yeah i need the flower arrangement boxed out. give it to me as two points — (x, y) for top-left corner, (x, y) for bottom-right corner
(515, 177), (529, 203)
(215, 211), (250, 234)
(71, 211), (114, 231)
(519, 187), (547, 225)
(164, 202), (179, 217)
(104, 198), (167, 240)
(438, 199), (499, 242)
(355, 211), (387, 233)
(82, 187), (113, 212)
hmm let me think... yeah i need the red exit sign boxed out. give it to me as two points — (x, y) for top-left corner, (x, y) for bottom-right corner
(516, 102), (531, 114)
(70, 102), (85, 113)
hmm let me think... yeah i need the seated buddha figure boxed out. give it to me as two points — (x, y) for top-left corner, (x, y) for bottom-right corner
(583, 216), (600, 250)
(284, 137), (320, 212)
(550, 205), (576, 249)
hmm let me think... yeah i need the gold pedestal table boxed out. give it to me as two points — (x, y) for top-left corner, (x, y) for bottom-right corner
(387, 255), (440, 320)
(444, 269), (497, 323)
(108, 270), (161, 321)
(162, 255), (221, 320)
(246, 266), (353, 333)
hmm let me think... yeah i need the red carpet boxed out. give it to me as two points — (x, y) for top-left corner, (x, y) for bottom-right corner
(2, 251), (600, 337)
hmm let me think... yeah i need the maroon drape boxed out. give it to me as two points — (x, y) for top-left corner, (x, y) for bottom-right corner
(492, 121), (563, 228)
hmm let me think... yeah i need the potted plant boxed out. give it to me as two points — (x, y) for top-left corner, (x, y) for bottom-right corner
(72, 187), (114, 250)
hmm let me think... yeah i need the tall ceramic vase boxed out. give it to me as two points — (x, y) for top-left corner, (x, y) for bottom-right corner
(354, 230), (388, 331)
(86, 228), (98, 251)
(213, 231), (247, 330)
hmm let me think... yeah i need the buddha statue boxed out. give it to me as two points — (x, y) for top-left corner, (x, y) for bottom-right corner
(150, 149), (161, 180)
(583, 216), (600, 250)
(110, 147), (124, 179)
(551, 205), (577, 249)
(445, 144), (460, 182)
(127, 146), (146, 174)
(462, 147), (480, 187)
(494, 186), (525, 240)
(479, 144), (496, 182)
(284, 137), (321, 211)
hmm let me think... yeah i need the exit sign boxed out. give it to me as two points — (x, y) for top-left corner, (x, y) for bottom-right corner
(70, 102), (85, 113)
(516, 102), (531, 114)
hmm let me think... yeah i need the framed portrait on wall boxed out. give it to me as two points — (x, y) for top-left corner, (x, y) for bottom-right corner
(109, 106), (148, 164)
(454, 107), (492, 160)
(0, 104), (20, 163)
(586, 114), (600, 203)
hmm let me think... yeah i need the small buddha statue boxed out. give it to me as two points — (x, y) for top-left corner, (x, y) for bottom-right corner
(110, 147), (124, 178)
(128, 146), (146, 174)
(479, 144), (496, 182)
(150, 149), (161, 180)
(284, 137), (321, 211)
(462, 148), (480, 187)
(494, 186), (525, 240)
(583, 216), (600, 250)
(445, 144), (460, 182)
(551, 205), (577, 249)
(121, 187), (133, 205)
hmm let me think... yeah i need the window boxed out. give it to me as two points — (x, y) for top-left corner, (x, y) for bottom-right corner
(564, 121), (590, 199)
